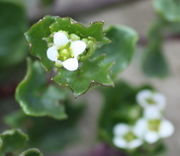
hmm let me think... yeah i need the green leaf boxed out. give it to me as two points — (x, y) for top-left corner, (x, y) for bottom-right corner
(142, 20), (169, 78)
(154, 0), (180, 22)
(95, 26), (138, 77)
(25, 16), (114, 96)
(0, 129), (28, 155)
(54, 56), (114, 97)
(25, 16), (56, 70)
(20, 148), (43, 156)
(50, 17), (108, 42)
(5, 102), (85, 153)
(142, 45), (169, 78)
(0, 1), (27, 70)
(15, 59), (67, 120)
(25, 16), (107, 71)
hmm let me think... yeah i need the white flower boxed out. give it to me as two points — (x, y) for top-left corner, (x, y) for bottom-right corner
(46, 31), (87, 71)
(113, 123), (142, 149)
(136, 89), (166, 110)
(134, 118), (174, 144)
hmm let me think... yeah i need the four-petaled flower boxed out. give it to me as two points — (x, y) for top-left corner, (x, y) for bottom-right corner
(113, 123), (143, 150)
(47, 31), (87, 71)
(136, 89), (166, 110)
(134, 117), (174, 144)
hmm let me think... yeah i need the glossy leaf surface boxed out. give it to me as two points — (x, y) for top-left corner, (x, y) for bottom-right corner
(16, 59), (67, 119)
(54, 56), (114, 97)
(96, 26), (138, 77)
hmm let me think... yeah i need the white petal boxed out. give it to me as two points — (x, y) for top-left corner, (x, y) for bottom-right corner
(47, 46), (58, 61)
(153, 93), (166, 109)
(159, 120), (174, 138)
(144, 132), (159, 143)
(70, 40), (86, 57)
(113, 124), (130, 136)
(128, 139), (142, 149)
(144, 107), (162, 119)
(136, 90), (152, 107)
(54, 32), (69, 48)
(62, 58), (78, 71)
(133, 118), (147, 137)
(113, 137), (127, 149)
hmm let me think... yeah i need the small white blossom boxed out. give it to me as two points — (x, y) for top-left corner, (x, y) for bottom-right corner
(134, 117), (174, 144)
(136, 89), (166, 110)
(113, 123), (142, 149)
(46, 31), (87, 71)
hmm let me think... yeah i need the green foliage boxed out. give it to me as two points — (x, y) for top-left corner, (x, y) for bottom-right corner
(0, 1), (27, 70)
(154, 0), (180, 22)
(15, 59), (67, 120)
(142, 46), (169, 78)
(142, 0), (180, 78)
(25, 16), (137, 96)
(0, 0), (176, 155)
(25, 16), (56, 70)
(50, 17), (108, 43)
(96, 26), (138, 78)
(5, 102), (85, 153)
(20, 148), (43, 156)
(25, 16), (107, 71)
(0, 129), (28, 156)
(142, 20), (169, 78)
(54, 56), (114, 96)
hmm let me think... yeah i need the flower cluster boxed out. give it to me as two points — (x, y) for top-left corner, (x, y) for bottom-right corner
(113, 89), (174, 150)
(46, 31), (95, 71)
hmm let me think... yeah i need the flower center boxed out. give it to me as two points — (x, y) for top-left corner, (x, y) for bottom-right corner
(146, 97), (156, 105)
(123, 131), (137, 142)
(148, 119), (161, 131)
(57, 43), (73, 61)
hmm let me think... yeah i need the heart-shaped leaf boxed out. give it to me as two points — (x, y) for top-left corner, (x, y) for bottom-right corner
(15, 59), (67, 119)
(95, 26), (138, 78)
(54, 56), (114, 97)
